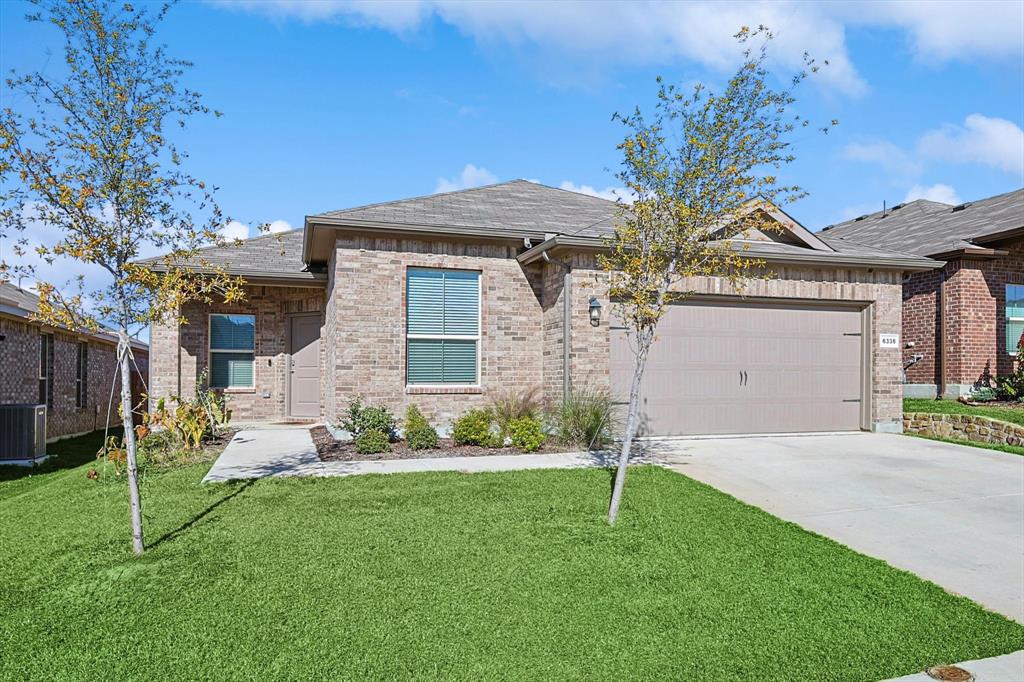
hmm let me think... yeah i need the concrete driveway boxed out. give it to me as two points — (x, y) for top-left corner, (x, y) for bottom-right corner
(652, 432), (1024, 623)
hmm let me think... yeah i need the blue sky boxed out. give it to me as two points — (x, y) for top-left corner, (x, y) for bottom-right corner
(2, 0), (1022, 243)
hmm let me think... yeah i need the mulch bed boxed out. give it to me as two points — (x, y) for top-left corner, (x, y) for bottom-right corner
(310, 425), (567, 462)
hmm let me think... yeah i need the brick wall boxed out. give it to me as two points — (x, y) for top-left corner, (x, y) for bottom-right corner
(902, 268), (941, 385)
(149, 285), (327, 422)
(900, 239), (1024, 394)
(0, 314), (149, 440)
(146, 237), (906, 433)
(325, 235), (546, 428)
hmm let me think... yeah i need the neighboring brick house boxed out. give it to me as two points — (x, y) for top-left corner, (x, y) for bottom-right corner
(144, 180), (939, 436)
(0, 282), (149, 441)
(823, 188), (1024, 399)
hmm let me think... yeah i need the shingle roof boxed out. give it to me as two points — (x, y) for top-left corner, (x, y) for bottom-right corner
(138, 228), (322, 282)
(0, 281), (41, 314)
(821, 188), (1024, 257)
(142, 180), (939, 276)
(312, 179), (618, 237)
(0, 281), (148, 350)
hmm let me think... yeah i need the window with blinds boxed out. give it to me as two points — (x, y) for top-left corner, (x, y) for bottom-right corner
(1007, 284), (1024, 355)
(406, 268), (480, 385)
(210, 314), (256, 388)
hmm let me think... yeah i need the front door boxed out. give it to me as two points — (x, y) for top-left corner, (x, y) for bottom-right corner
(288, 314), (321, 419)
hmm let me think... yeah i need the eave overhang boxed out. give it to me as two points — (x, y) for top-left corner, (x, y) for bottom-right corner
(303, 215), (548, 265)
(517, 235), (942, 272)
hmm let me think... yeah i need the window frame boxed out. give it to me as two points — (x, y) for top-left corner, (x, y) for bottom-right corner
(1007, 283), (1024, 357)
(75, 340), (89, 408)
(405, 267), (482, 388)
(208, 313), (257, 390)
(38, 332), (53, 408)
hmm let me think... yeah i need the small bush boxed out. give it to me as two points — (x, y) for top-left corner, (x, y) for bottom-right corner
(342, 397), (398, 441)
(404, 404), (439, 450)
(508, 416), (545, 452)
(452, 408), (493, 446)
(550, 386), (617, 450)
(490, 386), (541, 432)
(355, 429), (391, 454)
(969, 386), (998, 403)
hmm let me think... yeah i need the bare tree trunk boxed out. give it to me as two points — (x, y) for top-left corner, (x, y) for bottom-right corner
(118, 330), (144, 556)
(608, 331), (652, 524)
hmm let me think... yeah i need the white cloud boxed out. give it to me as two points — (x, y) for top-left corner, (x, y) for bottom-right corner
(219, 220), (251, 241)
(918, 114), (1024, 177)
(904, 183), (961, 205)
(558, 181), (630, 202)
(215, 0), (867, 95)
(849, 1), (1024, 63)
(217, 1), (1023, 94)
(266, 219), (293, 234)
(434, 164), (498, 193)
(842, 141), (922, 179)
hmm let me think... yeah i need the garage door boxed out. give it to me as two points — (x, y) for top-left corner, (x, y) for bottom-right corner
(610, 299), (865, 436)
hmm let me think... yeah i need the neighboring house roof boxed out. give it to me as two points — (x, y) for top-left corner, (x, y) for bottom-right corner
(821, 188), (1024, 258)
(0, 281), (149, 351)
(138, 228), (325, 285)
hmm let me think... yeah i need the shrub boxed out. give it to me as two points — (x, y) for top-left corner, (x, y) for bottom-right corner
(969, 386), (998, 403)
(452, 408), (493, 446)
(404, 404), (439, 450)
(146, 375), (232, 450)
(508, 416), (545, 452)
(356, 429), (391, 454)
(341, 397), (398, 441)
(490, 386), (541, 432)
(550, 386), (617, 450)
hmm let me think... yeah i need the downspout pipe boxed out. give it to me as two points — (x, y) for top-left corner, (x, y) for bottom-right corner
(937, 268), (947, 400)
(542, 251), (572, 403)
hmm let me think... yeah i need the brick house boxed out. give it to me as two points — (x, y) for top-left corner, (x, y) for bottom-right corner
(823, 188), (1023, 399)
(144, 181), (939, 436)
(0, 282), (149, 441)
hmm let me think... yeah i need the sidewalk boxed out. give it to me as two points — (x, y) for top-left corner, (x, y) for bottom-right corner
(203, 426), (639, 482)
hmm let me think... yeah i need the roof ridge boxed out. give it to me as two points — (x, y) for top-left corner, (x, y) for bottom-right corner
(313, 179), (526, 218)
(313, 178), (619, 219)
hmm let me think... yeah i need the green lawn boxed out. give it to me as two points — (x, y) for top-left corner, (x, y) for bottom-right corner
(904, 397), (1024, 427)
(1, 432), (1021, 681)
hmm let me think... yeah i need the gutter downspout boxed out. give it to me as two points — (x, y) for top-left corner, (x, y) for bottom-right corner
(542, 251), (572, 402)
(937, 268), (947, 400)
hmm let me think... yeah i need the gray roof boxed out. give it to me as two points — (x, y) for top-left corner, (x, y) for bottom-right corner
(0, 281), (40, 314)
(143, 180), (938, 277)
(312, 180), (618, 237)
(822, 188), (1024, 257)
(138, 228), (323, 282)
(0, 281), (148, 350)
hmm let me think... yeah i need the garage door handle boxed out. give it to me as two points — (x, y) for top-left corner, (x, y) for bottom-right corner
(739, 370), (748, 386)
(842, 399), (861, 403)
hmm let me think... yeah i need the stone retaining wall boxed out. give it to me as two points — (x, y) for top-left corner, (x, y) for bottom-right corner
(903, 412), (1024, 446)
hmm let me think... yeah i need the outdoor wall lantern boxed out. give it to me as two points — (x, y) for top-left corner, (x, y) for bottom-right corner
(588, 296), (602, 327)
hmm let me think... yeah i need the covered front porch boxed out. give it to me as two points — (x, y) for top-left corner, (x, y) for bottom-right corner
(149, 283), (326, 422)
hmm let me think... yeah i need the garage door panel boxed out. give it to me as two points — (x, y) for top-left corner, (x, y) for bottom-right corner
(610, 299), (865, 436)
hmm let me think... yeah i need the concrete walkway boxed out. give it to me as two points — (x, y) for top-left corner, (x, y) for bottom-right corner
(654, 432), (1024, 624)
(203, 426), (637, 482)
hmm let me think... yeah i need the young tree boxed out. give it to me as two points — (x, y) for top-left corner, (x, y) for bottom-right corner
(0, 0), (244, 555)
(603, 28), (835, 524)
